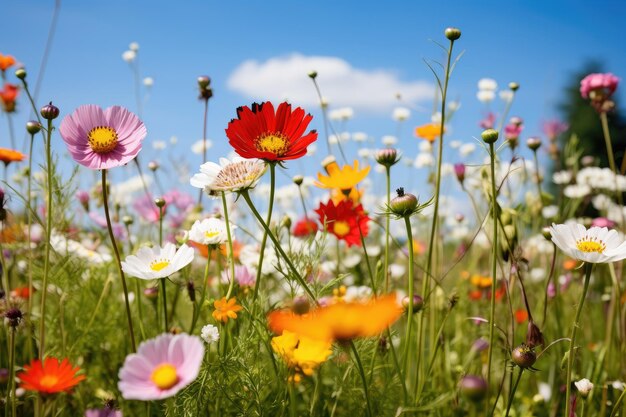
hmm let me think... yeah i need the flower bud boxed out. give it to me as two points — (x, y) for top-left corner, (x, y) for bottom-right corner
(15, 68), (26, 80)
(511, 343), (536, 368)
(154, 198), (166, 208)
(444, 27), (461, 41)
(509, 82), (520, 91)
(389, 187), (418, 217)
(541, 226), (552, 241)
(143, 287), (159, 299)
(186, 280), (196, 302)
(122, 215), (133, 226)
(459, 375), (487, 401)
(4, 306), (24, 328)
(293, 175), (304, 186)
(148, 161), (159, 171)
(25, 120), (42, 135)
(481, 129), (499, 144)
(402, 295), (424, 313)
(308, 71), (318, 79)
(526, 137), (541, 151)
(292, 296), (310, 315)
(575, 378), (594, 398)
(40, 102), (59, 120)
(0, 368), (8, 384)
(375, 148), (400, 168)
(197, 76), (211, 89)
(454, 163), (465, 184)
(526, 320), (544, 348)
(281, 215), (292, 229)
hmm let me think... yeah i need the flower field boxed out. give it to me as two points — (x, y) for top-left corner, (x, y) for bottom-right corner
(2, 19), (626, 417)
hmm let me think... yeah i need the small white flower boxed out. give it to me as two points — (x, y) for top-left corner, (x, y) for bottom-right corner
(459, 143), (476, 157)
(191, 139), (213, 155)
(200, 324), (220, 344)
(542, 205), (559, 219)
(419, 141), (433, 152)
(121, 243), (195, 280)
(152, 140), (166, 150)
(478, 78), (497, 91)
(499, 90), (514, 103)
(574, 378), (594, 397)
(392, 107), (411, 121)
(477, 90), (496, 103)
(563, 184), (591, 199)
(352, 132), (368, 142)
(129, 42), (140, 52)
(552, 170), (572, 185)
(143, 77), (154, 87)
(382, 135), (397, 146)
(188, 218), (235, 246)
(170, 136), (178, 144)
(122, 50), (136, 63)
(550, 223), (626, 264)
(414, 153), (434, 168)
(190, 157), (267, 196)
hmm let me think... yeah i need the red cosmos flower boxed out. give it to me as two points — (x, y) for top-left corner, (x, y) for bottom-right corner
(0, 83), (19, 113)
(292, 217), (318, 238)
(315, 199), (369, 247)
(18, 357), (85, 394)
(225, 102), (317, 161)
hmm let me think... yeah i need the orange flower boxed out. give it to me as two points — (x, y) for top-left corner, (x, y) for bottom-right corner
(514, 309), (528, 324)
(415, 123), (444, 143)
(470, 274), (493, 289)
(10, 286), (31, 300)
(0, 53), (16, 71)
(0, 148), (26, 165)
(268, 294), (403, 342)
(18, 357), (85, 394)
(212, 297), (243, 323)
(562, 259), (578, 271)
(0, 83), (19, 113)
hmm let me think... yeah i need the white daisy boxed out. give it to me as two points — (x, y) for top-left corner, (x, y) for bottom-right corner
(188, 218), (235, 246)
(392, 107), (411, 121)
(549, 223), (626, 264)
(200, 324), (220, 344)
(190, 157), (267, 196)
(121, 243), (194, 280)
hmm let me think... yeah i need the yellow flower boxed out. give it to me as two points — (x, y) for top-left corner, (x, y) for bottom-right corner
(415, 123), (444, 143)
(316, 160), (370, 192)
(212, 297), (243, 323)
(271, 331), (332, 376)
(330, 187), (363, 205)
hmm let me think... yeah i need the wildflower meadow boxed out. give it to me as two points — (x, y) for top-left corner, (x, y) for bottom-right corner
(2, 2), (626, 416)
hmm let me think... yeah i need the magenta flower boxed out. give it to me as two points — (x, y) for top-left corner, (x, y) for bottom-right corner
(221, 265), (256, 288)
(479, 112), (496, 129)
(592, 217), (616, 229)
(542, 119), (568, 141)
(60, 105), (147, 170)
(580, 73), (619, 100)
(118, 333), (204, 401)
(85, 408), (122, 417)
(504, 117), (523, 141)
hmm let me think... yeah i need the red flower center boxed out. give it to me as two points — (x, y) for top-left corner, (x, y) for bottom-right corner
(255, 132), (289, 156)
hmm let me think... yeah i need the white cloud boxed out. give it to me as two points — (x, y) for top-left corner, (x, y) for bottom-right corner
(227, 53), (434, 113)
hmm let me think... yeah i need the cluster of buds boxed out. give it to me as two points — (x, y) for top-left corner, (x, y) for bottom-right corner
(197, 76), (213, 101)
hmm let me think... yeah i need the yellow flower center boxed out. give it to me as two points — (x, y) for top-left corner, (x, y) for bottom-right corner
(204, 231), (220, 238)
(255, 133), (289, 156)
(88, 126), (118, 153)
(150, 363), (179, 390)
(333, 221), (351, 237)
(576, 237), (606, 253)
(39, 374), (59, 389)
(150, 259), (171, 271)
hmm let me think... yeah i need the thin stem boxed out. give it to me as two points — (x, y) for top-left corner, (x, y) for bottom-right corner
(310, 77), (348, 163)
(38, 118), (54, 358)
(252, 163), (276, 301)
(504, 368), (523, 417)
(349, 341), (373, 417)
(565, 262), (593, 417)
(160, 278), (168, 333)
(357, 222), (376, 294)
(198, 98), (209, 206)
(222, 192), (236, 299)
(5, 112), (15, 149)
(600, 112), (625, 226)
(6, 329), (15, 417)
(531, 150), (543, 210)
(486, 141), (499, 411)
(384, 166), (391, 292)
(190, 247), (212, 333)
(402, 216), (415, 394)
(26, 134), (35, 359)
(241, 190), (317, 302)
(102, 169), (137, 352)
(610, 386), (626, 417)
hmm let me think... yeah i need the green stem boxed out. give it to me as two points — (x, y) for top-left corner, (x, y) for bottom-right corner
(289, 381), (297, 417)
(610, 386), (626, 417)
(402, 216), (415, 394)
(190, 247), (212, 333)
(222, 192), (237, 299)
(485, 141), (499, 409)
(504, 368), (523, 417)
(531, 150), (543, 210)
(102, 169), (137, 352)
(241, 189), (317, 302)
(384, 166), (391, 292)
(565, 262), (593, 417)
(38, 118), (54, 358)
(253, 163), (276, 301)
(26, 133), (35, 359)
(6, 329), (15, 417)
(160, 278), (168, 333)
(600, 112), (625, 226)
(358, 222), (376, 294)
(387, 327), (408, 402)
(349, 341), (373, 417)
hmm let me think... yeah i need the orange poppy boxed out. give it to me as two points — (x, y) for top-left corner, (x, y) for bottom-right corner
(514, 309), (528, 324)
(0, 148), (26, 165)
(0, 83), (19, 113)
(0, 54), (16, 71)
(268, 294), (403, 342)
(18, 357), (85, 394)
(415, 123), (444, 143)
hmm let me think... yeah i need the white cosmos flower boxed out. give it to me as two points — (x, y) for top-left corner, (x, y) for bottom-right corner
(200, 324), (220, 344)
(121, 243), (194, 280)
(143, 77), (154, 87)
(190, 157), (267, 196)
(478, 78), (498, 91)
(352, 132), (368, 142)
(122, 50), (136, 63)
(188, 218), (235, 246)
(550, 223), (626, 264)
(563, 184), (591, 199)
(553, 170), (572, 185)
(382, 135), (397, 146)
(392, 107), (411, 121)
(477, 90), (496, 103)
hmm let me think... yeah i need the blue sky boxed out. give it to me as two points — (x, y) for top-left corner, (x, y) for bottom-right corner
(3, 0), (626, 200)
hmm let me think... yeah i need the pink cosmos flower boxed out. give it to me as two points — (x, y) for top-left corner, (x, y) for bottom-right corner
(60, 105), (147, 170)
(542, 119), (568, 141)
(118, 333), (204, 401)
(221, 265), (256, 288)
(580, 73), (619, 100)
(479, 112), (496, 129)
